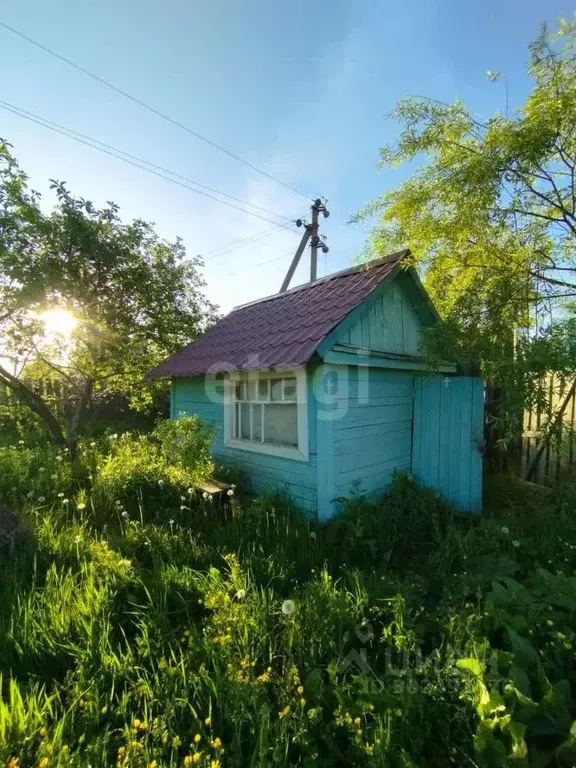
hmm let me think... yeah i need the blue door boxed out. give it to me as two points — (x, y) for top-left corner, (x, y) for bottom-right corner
(412, 376), (484, 513)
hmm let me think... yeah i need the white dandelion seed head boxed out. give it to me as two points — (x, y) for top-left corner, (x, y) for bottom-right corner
(57, 492), (64, 498)
(500, 526), (509, 535)
(235, 589), (246, 600)
(121, 510), (129, 520)
(169, 519), (175, 525)
(202, 491), (209, 500)
(26, 491), (34, 499)
(37, 496), (45, 503)
(180, 505), (186, 511)
(512, 539), (520, 547)
(39, 467), (45, 473)
(281, 599), (296, 616)
(158, 479), (165, 487)
(227, 489), (234, 497)
(310, 531), (317, 540)
(77, 502), (86, 510)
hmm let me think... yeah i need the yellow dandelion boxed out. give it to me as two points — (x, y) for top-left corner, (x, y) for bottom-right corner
(212, 737), (222, 749)
(194, 733), (201, 744)
(7, 758), (20, 768)
(192, 754), (202, 765)
(297, 685), (304, 694)
(365, 743), (374, 755)
(300, 698), (306, 707)
(148, 762), (158, 768)
(183, 757), (194, 768)
(172, 735), (182, 748)
(279, 705), (291, 719)
(132, 718), (141, 729)
(210, 762), (221, 768)
(354, 717), (361, 726)
(204, 716), (211, 726)
(38, 760), (49, 768)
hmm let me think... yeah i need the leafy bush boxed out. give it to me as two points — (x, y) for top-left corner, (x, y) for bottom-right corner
(93, 417), (215, 518)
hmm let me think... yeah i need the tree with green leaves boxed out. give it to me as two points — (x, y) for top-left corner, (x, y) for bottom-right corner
(358, 18), (576, 462)
(0, 140), (216, 454)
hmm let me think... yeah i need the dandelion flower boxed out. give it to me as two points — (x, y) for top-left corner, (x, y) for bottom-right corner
(212, 737), (221, 748)
(202, 492), (209, 500)
(192, 755), (201, 765)
(500, 526), (509, 535)
(39, 466), (46, 473)
(77, 501), (86, 510)
(512, 539), (520, 547)
(194, 734), (201, 744)
(279, 705), (291, 719)
(183, 757), (194, 767)
(227, 489), (234, 497)
(121, 510), (130, 520)
(281, 599), (296, 615)
(235, 589), (246, 600)
(310, 531), (317, 540)
(158, 479), (165, 487)
(204, 716), (211, 726)
(38, 759), (49, 768)
(297, 685), (304, 694)
(210, 762), (221, 768)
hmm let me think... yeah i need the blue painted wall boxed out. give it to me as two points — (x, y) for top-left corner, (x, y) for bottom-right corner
(338, 279), (422, 355)
(172, 373), (318, 510)
(315, 365), (414, 518)
(412, 376), (484, 513)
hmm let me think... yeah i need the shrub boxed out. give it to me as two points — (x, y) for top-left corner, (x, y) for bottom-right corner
(93, 417), (215, 518)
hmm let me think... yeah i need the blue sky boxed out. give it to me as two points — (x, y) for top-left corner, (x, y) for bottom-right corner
(1, 0), (573, 312)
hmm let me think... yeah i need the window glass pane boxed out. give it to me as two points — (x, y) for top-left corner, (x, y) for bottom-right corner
(240, 403), (251, 439)
(235, 381), (245, 401)
(258, 379), (269, 401)
(264, 403), (298, 446)
(246, 380), (257, 402)
(253, 403), (262, 441)
(283, 377), (297, 401)
(270, 379), (283, 402)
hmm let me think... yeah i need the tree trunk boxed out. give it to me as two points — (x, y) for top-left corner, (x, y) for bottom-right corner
(0, 362), (67, 447)
(67, 378), (93, 458)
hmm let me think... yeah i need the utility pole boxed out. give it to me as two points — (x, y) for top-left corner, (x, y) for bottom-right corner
(280, 199), (329, 292)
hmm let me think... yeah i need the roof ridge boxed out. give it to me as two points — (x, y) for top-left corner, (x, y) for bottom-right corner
(231, 249), (409, 312)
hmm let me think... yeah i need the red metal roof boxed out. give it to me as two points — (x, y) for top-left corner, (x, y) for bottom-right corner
(147, 251), (407, 378)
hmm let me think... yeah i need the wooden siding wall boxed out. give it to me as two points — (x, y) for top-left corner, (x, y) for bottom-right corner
(336, 279), (422, 355)
(172, 375), (318, 510)
(412, 376), (484, 513)
(316, 365), (414, 518)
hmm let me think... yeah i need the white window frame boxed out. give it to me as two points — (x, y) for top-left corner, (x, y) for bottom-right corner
(224, 368), (309, 462)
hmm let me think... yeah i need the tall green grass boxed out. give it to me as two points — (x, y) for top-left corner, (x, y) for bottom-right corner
(0, 431), (575, 766)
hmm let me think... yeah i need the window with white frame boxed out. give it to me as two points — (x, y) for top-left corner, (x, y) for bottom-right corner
(225, 372), (308, 460)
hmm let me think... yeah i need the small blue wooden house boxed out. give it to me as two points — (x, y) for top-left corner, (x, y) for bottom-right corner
(149, 252), (483, 517)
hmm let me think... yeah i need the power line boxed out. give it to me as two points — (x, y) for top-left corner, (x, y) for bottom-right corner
(0, 101), (299, 232)
(220, 251), (293, 278)
(203, 226), (286, 261)
(0, 99), (296, 226)
(0, 19), (314, 201)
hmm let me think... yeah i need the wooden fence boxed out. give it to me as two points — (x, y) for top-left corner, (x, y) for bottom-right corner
(522, 373), (576, 483)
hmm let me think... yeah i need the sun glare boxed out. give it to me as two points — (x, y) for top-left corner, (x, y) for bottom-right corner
(39, 309), (78, 337)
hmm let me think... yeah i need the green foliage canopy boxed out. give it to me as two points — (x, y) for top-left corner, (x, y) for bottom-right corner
(0, 140), (216, 449)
